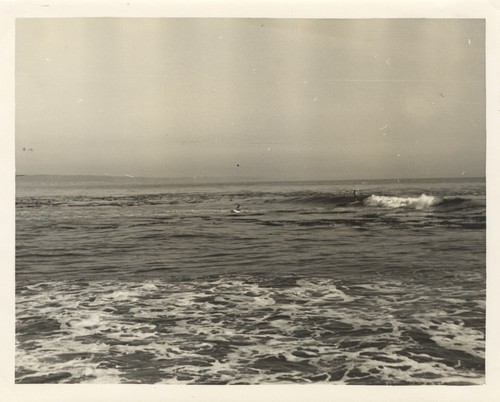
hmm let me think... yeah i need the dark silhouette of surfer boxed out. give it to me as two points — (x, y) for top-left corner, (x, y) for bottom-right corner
(352, 190), (366, 203)
(231, 204), (241, 214)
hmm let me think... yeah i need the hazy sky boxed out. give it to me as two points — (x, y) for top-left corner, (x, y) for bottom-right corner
(16, 18), (485, 180)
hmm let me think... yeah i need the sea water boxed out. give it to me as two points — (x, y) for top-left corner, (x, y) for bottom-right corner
(15, 176), (486, 384)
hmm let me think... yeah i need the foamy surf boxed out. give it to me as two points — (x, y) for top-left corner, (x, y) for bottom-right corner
(364, 194), (442, 209)
(16, 275), (484, 385)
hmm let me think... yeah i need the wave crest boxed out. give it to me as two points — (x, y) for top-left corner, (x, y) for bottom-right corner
(364, 194), (442, 210)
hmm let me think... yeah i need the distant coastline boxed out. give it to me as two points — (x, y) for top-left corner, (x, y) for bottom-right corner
(14, 173), (486, 185)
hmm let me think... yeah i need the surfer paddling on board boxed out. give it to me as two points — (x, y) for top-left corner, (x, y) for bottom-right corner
(231, 204), (241, 214)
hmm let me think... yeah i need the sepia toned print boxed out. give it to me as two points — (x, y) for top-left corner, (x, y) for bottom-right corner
(15, 18), (485, 384)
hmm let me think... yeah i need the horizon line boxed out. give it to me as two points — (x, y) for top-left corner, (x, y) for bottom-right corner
(15, 173), (486, 182)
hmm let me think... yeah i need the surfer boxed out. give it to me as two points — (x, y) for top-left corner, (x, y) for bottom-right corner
(231, 204), (241, 214)
(345, 190), (362, 206)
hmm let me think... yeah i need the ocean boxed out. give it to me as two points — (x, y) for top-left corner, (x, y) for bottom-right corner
(15, 175), (486, 385)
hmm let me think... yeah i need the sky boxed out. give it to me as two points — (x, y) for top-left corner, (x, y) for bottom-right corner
(15, 18), (485, 180)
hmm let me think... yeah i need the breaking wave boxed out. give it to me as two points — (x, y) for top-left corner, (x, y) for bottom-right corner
(364, 194), (443, 210)
(287, 192), (472, 211)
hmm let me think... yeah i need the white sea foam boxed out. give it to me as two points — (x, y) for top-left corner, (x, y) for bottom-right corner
(15, 276), (484, 385)
(106, 290), (139, 301)
(294, 279), (353, 302)
(364, 194), (442, 209)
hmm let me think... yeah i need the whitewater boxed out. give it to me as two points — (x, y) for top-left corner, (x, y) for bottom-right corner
(15, 176), (486, 384)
